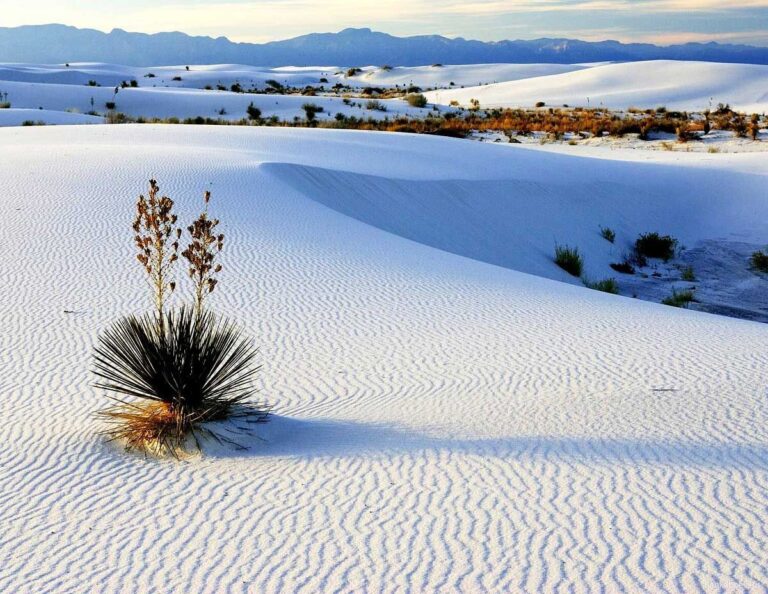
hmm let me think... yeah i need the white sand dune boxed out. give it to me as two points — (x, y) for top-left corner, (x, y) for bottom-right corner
(427, 60), (768, 112)
(1, 125), (767, 593)
(0, 107), (103, 126)
(0, 79), (433, 123)
(0, 61), (589, 91)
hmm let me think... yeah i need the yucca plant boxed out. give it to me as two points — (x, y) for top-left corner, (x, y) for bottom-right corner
(93, 181), (267, 456)
(94, 307), (266, 456)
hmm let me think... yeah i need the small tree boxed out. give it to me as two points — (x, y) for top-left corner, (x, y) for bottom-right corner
(133, 180), (181, 330)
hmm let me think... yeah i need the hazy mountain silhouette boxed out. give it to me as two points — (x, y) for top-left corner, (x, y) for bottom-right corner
(1, 24), (766, 66)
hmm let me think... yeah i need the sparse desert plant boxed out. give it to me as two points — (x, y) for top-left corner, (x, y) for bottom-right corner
(132, 179), (181, 327)
(750, 250), (768, 273)
(535, 101), (546, 108)
(105, 101), (116, 110)
(680, 265), (696, 281)
(554, 244), (583, 277)
(599, 226), (616, 243)
(246, 102), (262, 121)
(610, 260), (635, 275)
(366, 99), (387, 112)
(635, 232), (678, 262)
(661, 288), (696, 308)
(584, 277), (619, 294)
(94, 180), (267, 456)
(302, 102), (323, 123)
(406, 93), (428, 108)
(182, 190), (224, 319)
(750, 114), (760, 141)
(93, 306), (265, 456)
(0, 101), (10, 109)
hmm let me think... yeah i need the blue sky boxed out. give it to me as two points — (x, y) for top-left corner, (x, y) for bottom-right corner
(1, 0), (767, 45)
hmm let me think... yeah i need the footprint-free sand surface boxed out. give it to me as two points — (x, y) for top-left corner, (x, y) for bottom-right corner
(1, 125), (766, 593)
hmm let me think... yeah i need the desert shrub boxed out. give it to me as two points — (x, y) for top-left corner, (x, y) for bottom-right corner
(246, 102), (262, 121)
(87, 80), (100, 87)
(346, 67), (362, 77)
(750, 250), (768, 273)
(635, 232), (678, 261)
(172, 76), (182, 82)
(584, 277), (619, 294)
(554, 244), (583, 277)
(265, 79), (284, 91)
(93, 180), (267, 456)
(406, 93), (428, 108)
(610, 261), (635, 275)
(0, 101), (10, 109)
(661, 288), (695, 308)
(230, 83), (243, 93)
(366, 99), (387, 112)
(105, 101), (116, 110)
(106, 111), (130, 124)
(21, 120), (45, 126)
(535, 101), (546, 108)
(680, 265), (696, 281)
(93, 307), (265, 456)
(750, 114), (760, 141)
(599, 226), (615, 243)
(302, 103), (324, 123)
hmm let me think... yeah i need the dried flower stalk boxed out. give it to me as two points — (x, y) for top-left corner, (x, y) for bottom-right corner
(182, 190), (224, 319)
(133, 179), (181, 328)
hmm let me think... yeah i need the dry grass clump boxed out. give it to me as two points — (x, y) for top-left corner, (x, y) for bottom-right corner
(93, 180), (267, 457)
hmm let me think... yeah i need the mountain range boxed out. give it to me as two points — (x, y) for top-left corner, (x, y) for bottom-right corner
(1, 24), (767, 66)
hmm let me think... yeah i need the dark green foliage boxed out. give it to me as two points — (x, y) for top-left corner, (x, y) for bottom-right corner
(246, 102), (262, 121)
(554, 244), (583, 277)
(750, 250), (768, 273)
(661, 289), (695, 308)
(610, 261), (635, 275)
(302, 103), (323, 123)
(93, 307), (266, 455)
(584, 277), (619, 294)
(599, 226), (615, 243)
(635, 232), (678, 261)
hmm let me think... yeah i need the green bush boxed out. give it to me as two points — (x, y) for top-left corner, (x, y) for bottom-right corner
(554, 244), (583, 277)
(635, 232), (678, 261)
(610, 261), (635, 275)
(584, 277), (619, 294)
(750, 250), (768, 273)
(661, 289), (695, 308)
(599, 226), (615, 243)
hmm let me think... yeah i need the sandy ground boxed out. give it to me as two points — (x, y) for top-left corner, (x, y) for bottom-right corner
(0, 125), (767, 593)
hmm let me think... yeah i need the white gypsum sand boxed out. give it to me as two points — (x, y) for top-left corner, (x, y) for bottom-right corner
(426, 60), (768, 112)
(0, 125), (766, 593)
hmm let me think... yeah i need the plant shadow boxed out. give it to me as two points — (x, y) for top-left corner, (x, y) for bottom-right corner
(204, 415), (768, 470)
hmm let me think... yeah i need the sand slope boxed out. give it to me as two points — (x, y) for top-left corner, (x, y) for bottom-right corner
(427, 60), (768, 111)
(0, 126), (767, 593)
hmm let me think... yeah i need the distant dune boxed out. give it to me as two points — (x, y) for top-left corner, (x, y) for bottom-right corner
(427, 60), (768, 112)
